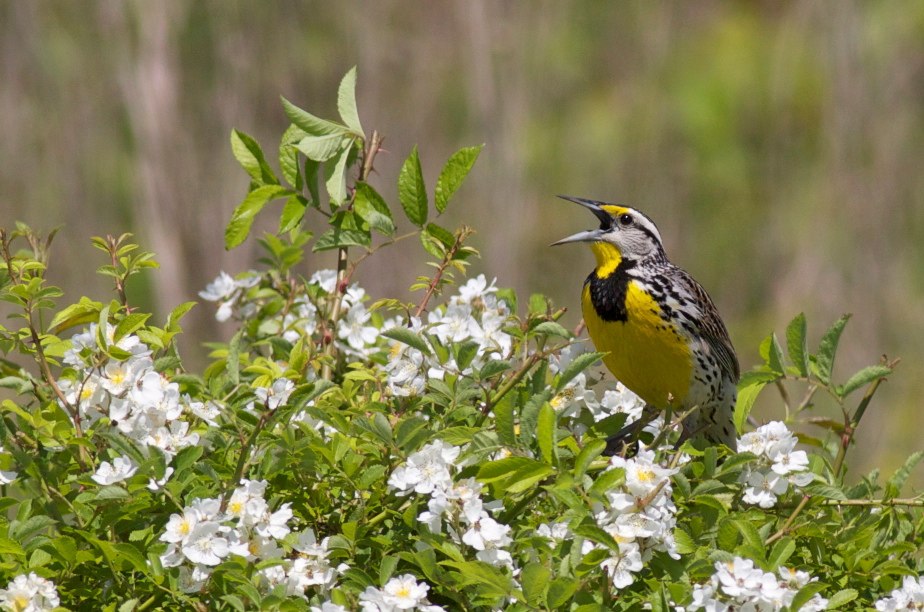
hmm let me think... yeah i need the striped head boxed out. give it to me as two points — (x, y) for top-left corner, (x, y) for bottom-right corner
(550, 196), (665, 274)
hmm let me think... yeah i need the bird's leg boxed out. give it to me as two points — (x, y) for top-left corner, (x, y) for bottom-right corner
(602, 404), (659, 457)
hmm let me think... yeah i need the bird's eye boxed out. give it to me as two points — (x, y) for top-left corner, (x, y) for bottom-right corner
(618, 213), (633, 227)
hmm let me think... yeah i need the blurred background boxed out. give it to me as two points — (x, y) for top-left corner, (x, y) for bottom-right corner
(2, 2), (923, 480)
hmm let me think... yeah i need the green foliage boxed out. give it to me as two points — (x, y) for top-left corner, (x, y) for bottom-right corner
(0, 68), (920, 612)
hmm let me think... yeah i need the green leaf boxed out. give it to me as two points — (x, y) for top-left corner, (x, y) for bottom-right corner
(281, 96), (346, 136)
(732, 519), (764, 555)
(354, 183), (395, 236)
(477, 456), (554, 493)
(113, 313), (150, 342)
(337, 66), (365, 137)
(493, 393), (516, 447)
(398, 146), (428, 226)
(673, 528), (696, 555)
(573, 439), (605, 478)
(734, 381), (766, 433)
(759, 333), (786, 375)
(230, 129), (278, 185)
(325, 144), (353, 206)
(547, 577), (577, 608)
(785, 312), (809, 377)
(382, 327), (431, 355)
(767, 537), (795, 569)
(532, 321), (571, 339)
(536, 403), (557, 465)
(840, 364), (891, 398)
(434, 145), (482, 214)
(225, 185), (290, 249)
(312, 227), (371, 252)
(279, 194), (307, 233)
(520, 562), (550, 607)
(556, 352), (604, 391)
(813, 313), (851, 384)
(789, 580), (828, 611)
(825, 588), (858, 609)
(296, 133), (349, 162)
(49, 297), (103, 334)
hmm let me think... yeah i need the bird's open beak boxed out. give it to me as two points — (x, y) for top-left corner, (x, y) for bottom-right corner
(550, 195), (611, 246)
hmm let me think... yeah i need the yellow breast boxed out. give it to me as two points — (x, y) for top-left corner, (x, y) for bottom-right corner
(582, 280), (692, 408)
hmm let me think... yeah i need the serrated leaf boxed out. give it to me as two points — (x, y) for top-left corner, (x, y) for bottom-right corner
(547, 577), (577, 608)
(382, 327), (431, 355)
(786, 312), (809, 377)
(734, 381), (766, 433)
(573, 439), (605, 478)
(325, 144), (353, 206)
(840, 365), (891, 398)
(814, 314), (851, 384)
(556, 351), (604, 391)
(532, 321), (571, 338)
(493, 393), (516, 447)
(281, 96), (346, 136)
(536, 403), (556, 465)
(424, 223), (455, 249)
(398, 146), (428, 226)
(49, 297), (102, 334)
(434, 145), (482, 213)
(673, 528), (696, 555)
(732, 519), (764, 555)
(230, 129), (278, 185)
(225, 185), (290, 249)
(312, 227), (371, 252)
(826, 588), (858, 609)
(354, 183), (395, 235)
(337, 66), (364, 137)
(520, 562), (550, 606)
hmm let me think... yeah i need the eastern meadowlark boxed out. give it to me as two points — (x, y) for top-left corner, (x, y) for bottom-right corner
(552, 196), (739, 454)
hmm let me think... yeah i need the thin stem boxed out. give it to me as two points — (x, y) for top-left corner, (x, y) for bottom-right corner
(765, 494), (811, 545)
(775, 380), (792, 420)
(831, 363), (895, 479)
(321, 131), (383, 381)
(413, 227), (473, 318)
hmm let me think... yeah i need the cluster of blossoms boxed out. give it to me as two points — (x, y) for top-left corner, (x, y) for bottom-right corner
(539, 447), (681, 589)
(874, 575), (924, 610)
(685, 556), (827, 611)
(737, 421), (813, 508)
(159, 479), (346, 597)
(309, 574), (444, 612)
(59, 323), (209, 487)
(388, 440), (515, 571)
(0, 572), (59, 612)
(382, 275), (513, 397)
(201, 269), (380, 359)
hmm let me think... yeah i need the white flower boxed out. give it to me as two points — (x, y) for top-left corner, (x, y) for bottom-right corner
(461, 514), (511, 551)
(601, 545), (643, 589)
(741, 468), (789, 508)
(91, 455), (138, 485)
(429, 303), (478, 344)
(876, 575), (924, 610)
(199, 271), (237, 302)
(0, 572), (60, 612)
(147, 467), (174, 491)
(338, 304), (378, 350)
(536, 522), (571, 542)
(100, 355), (151, 395)
(254, 378), (295, 410)
(770, 448), (809, 475)
(181, 521), (229, 566)
(312, 603), (349, 612)
(382, 574), (430, 610)
(254, 502), (293, 540)
(384, 347), (426, 397)
(310, 269), (338, 293)
(454, 274), (497, 306)
(186, 397), (223, 426)
(388, 441), (459, 496)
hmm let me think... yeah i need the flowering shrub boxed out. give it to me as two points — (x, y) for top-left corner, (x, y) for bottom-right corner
(0, 68), (920, 610)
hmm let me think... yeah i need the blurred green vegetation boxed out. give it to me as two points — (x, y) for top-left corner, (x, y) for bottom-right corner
(3, 1), (923, 479)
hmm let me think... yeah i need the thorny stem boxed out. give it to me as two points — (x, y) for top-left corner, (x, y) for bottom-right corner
(321, 130), (383, 381)
(413, 226), (474, 319)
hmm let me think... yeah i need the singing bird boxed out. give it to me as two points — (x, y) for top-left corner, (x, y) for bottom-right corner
(552, 196), (739, 454)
